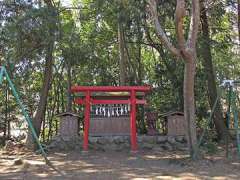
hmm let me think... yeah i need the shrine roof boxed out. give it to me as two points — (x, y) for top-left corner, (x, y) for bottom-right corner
(160, 111), (184, 117)
(56, 112), (81, 118)
(73, 91), (145, 97)
(71, 86), (151, 93)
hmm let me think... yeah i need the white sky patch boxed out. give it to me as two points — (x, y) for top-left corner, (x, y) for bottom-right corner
(61, 0), (73, 7)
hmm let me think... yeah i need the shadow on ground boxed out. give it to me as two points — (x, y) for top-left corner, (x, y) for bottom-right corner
(0, 148), (240, 180)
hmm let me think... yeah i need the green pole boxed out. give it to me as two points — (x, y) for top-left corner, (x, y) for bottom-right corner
(232, 91), (240, 157)
(226, 86), (232, 129)
(0, 67), (4, 84)
(0, 66), (48, 160)
(236, 94), (240, 157)
(226, 85), (233, 158)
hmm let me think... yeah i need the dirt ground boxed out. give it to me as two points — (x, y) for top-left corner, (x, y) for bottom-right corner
(0, 146), (240, 180)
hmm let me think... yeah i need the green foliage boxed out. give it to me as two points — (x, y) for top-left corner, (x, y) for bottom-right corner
(0, 0), (239, 142)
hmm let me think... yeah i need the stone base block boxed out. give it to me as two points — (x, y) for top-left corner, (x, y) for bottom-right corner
(48, 135), (187, 152)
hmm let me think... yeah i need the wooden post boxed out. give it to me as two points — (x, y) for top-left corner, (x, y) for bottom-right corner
(130, 90), (137, 151)
(83, 91), (90, 151)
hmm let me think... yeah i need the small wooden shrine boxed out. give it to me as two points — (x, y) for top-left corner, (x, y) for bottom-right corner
(162, 111), (185, 136)
(57, 112), (80, 137)
(71, 86), (151, 151)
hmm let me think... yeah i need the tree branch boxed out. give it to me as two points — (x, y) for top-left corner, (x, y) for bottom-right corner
(43, 0), (54, 7)
(148, 0), (180, 57)
(175, 0), (186, 50)
(187, 0), (200, 48)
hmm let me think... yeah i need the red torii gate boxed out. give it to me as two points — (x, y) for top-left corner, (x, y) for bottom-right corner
(71, 86), (151, 152)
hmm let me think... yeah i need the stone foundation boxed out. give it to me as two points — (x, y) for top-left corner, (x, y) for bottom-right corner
(47, 135), (187, 152)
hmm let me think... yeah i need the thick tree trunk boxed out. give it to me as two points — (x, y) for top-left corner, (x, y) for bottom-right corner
(200, 2), (228, 140)
(25, 0), (55, 149)
(148, 0), (200, 159)
(26, 42), (54, 149)
(184, 59), (198, 159)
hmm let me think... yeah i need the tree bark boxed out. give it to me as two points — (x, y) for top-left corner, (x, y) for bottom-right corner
(4, 88), (7, 137)
(66, 61), (72, 112)
(26, 41), (54, 148)
(238, 0), (240, 42)
(184, 59), (198, 158)
(200, 1), (228, 140)
(25, 0), (55, 149)
(136, 22), (143, 85)
(118, 20), (127, 85)
(148, 0), (200, 159)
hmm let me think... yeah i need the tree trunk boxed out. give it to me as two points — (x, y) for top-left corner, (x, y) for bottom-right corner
(66, 62), (72, 112)
(118, 20), (126, 85)
(148, 0), (200, 159)
(136, 22), (143, 85)
(26, 41), (54, 149)
(41, 114), (46, 143)
(4, 87), (7, 137)
(184, 59), (198, 159)
(200, 2), (228, 140)
(238, 0), (240, 42)
(25, 0), (55, 149)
